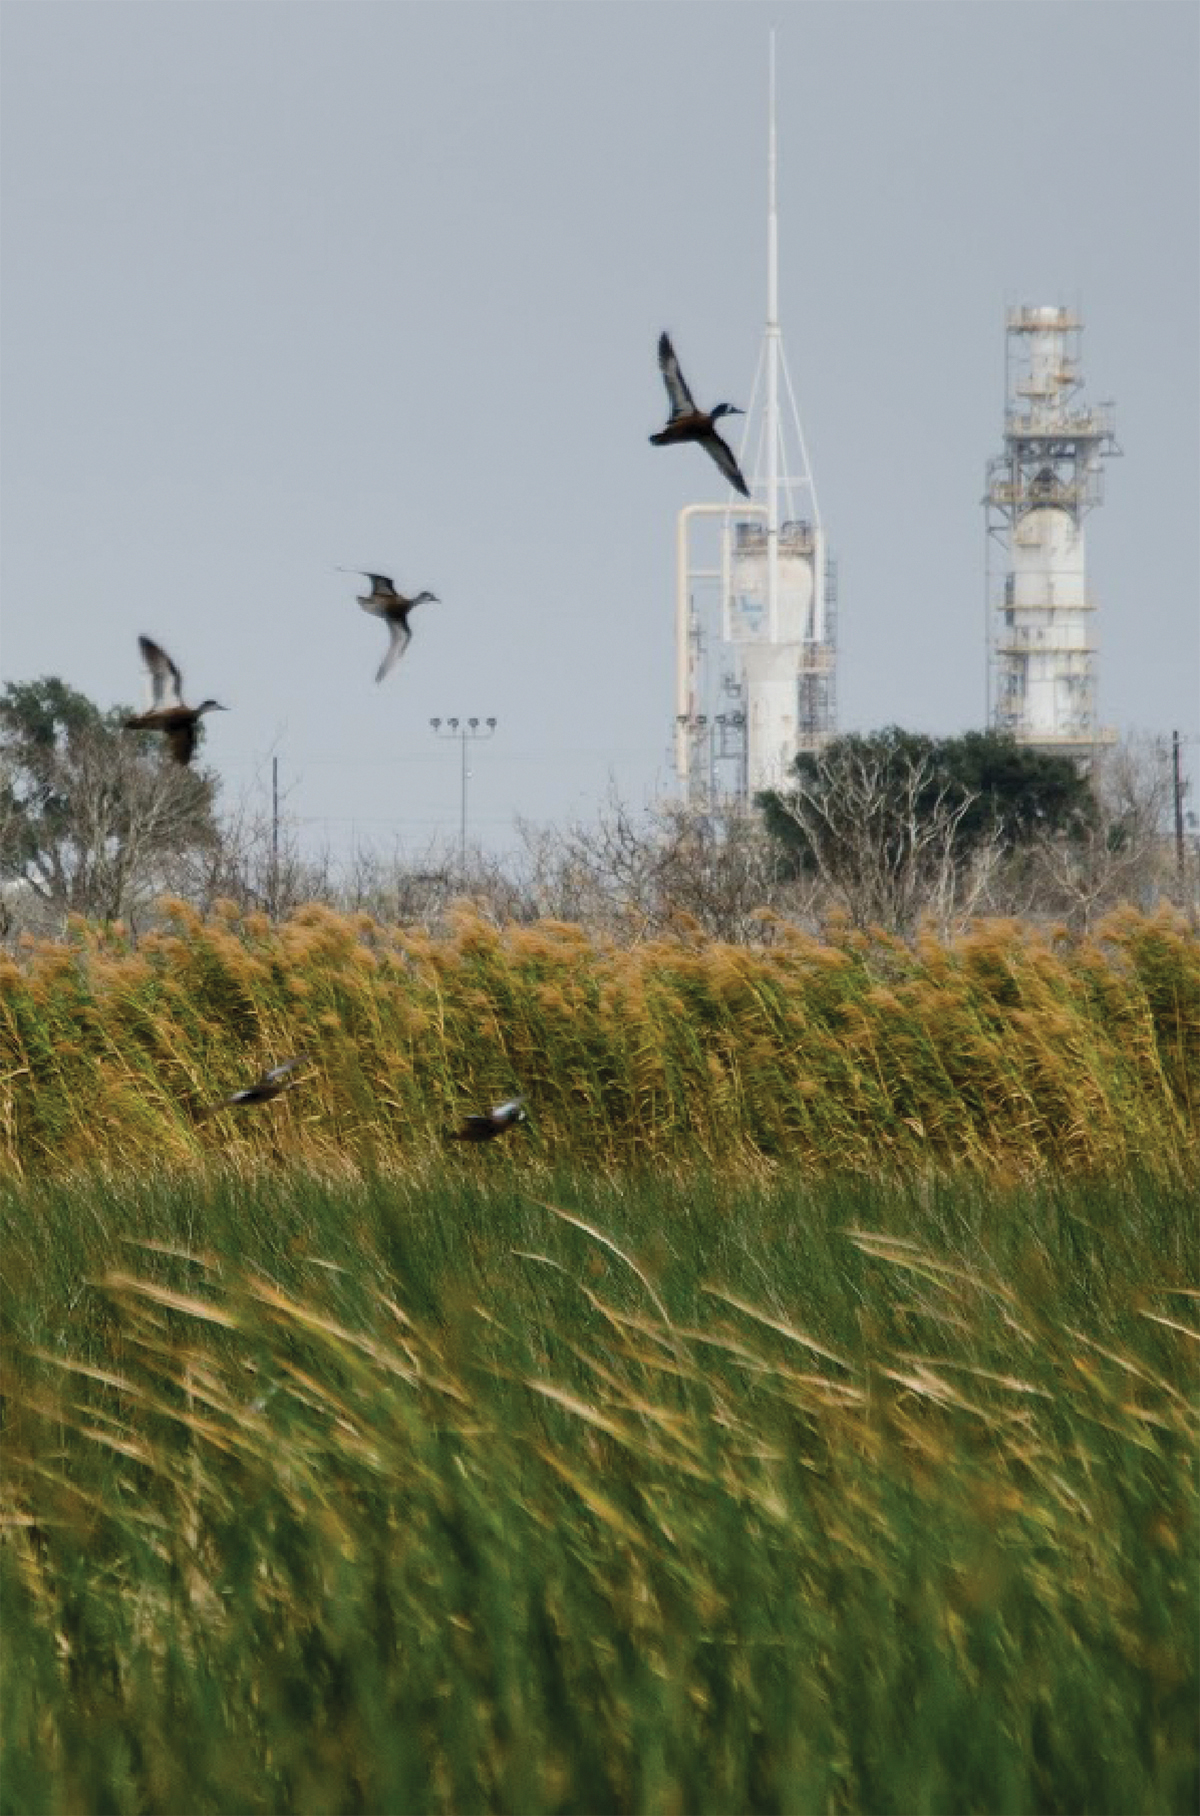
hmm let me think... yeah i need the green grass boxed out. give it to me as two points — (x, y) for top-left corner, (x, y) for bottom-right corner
(3, 1169), (1197, 1814)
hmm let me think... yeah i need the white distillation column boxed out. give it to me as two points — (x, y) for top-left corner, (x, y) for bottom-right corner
(1010, 502), (1090, 738)
(1000, 306), (1099, 743)
(731, 523), (817, 789)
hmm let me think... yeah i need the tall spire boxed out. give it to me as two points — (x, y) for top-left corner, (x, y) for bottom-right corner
(766, 28), (780, 638)
(672, 32), (837, 807)
(767, 27), (778, 332)
(736, 32), (821, 540)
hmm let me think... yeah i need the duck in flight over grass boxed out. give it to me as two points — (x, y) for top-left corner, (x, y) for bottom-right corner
(649, 330), (744, 501)
(200, 1055), (309, 1118)
(448, 1096), (527, 1143)
(650, 332), (751, 499)
(123, 636), (227, 765)
(339, 570), (439, 683)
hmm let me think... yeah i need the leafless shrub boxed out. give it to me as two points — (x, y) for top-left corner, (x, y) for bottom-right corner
(1, 726), (219, 935)
(1016, 735), (1185, 931)
(175, 791), (337, 921)
(513, 791), (812, 941)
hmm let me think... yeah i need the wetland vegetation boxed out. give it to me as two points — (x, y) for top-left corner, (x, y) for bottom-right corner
(2, 906), (1197, 1813)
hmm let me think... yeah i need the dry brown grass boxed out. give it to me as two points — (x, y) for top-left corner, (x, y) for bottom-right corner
(1, 903), (1195, 1178)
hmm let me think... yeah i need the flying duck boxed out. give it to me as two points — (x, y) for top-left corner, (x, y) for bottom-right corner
(340, 570), (438, 683)
(650, 332), (751, 499)
(448, 1096), (527, 1143)
(201, 1055), (309, 1117)
(123, 636), (227, 766)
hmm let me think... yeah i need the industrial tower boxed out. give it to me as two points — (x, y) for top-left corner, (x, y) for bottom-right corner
(674, 36), (836, 806)
(985, 305), (1119, 763)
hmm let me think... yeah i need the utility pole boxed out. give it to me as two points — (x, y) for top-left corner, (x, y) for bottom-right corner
(1173, 729), (1186, 886)
(430, 717), (498, 868)
(268, 755), (280, 918)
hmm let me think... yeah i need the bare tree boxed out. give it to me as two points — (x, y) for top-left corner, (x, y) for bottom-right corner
(769, 743), (980, 933)
(1021, 735), (1181, 930)
(184, 794), (337, 921)
(1, 680), (219, 933)
(515, 791), (807, 941)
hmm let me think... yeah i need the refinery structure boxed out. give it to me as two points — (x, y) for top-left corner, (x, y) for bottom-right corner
(670, 55), (1121, 800)
(985, 305), (1120, 763)
(673, 39), (836, 806)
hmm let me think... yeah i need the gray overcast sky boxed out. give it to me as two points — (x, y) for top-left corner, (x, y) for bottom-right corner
(3, 1), (1197, 862)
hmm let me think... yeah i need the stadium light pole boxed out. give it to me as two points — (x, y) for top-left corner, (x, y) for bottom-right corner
(429, 716), (498, 868)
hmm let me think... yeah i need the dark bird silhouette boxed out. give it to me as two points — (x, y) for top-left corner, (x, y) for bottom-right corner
(339, 570), (438, 682)
(123, 636), (227, 765)
(200, 1055), (308, 1118)
(448, 1096), (527, 1143)
(649, 332), (750, 498)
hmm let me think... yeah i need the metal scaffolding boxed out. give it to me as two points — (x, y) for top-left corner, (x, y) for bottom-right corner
(984, 305), (1120, 764)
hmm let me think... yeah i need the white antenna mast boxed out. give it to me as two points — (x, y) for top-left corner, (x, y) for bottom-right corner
(766, 28), (780, 643)
(672, 31), (838, 802)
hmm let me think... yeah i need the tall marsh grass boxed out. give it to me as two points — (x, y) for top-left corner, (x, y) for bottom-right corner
(1, 903), (1197, 1178)
(3, 1171), (1196, 1814)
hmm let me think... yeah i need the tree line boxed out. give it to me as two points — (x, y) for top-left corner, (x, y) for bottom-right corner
(1, 676), (1192, 940)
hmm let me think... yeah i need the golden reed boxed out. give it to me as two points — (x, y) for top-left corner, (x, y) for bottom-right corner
(1, 902), (1195, 1178)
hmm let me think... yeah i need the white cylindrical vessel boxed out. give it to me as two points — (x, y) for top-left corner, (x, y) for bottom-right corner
(1009, 505), (1091, 737)
(726, 520), (817, 790)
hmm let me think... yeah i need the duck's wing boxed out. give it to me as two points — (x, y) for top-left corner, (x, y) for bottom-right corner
(221, 1060), (304, 1108)
(222, 1083), (268, 1107)
(165, 719), (198, 766)
(339, 568), (397, 591)
(341, 569), (401, 613)
(701, 428), (751, 499)
(139, 635), (183, 709)
(490, 1096), (526, 1124)
(375, 616), (412, 683)
(658, 333), (697, 422)
(450, 1114), (494, 1140)
(206, 1076), (266, 1110)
